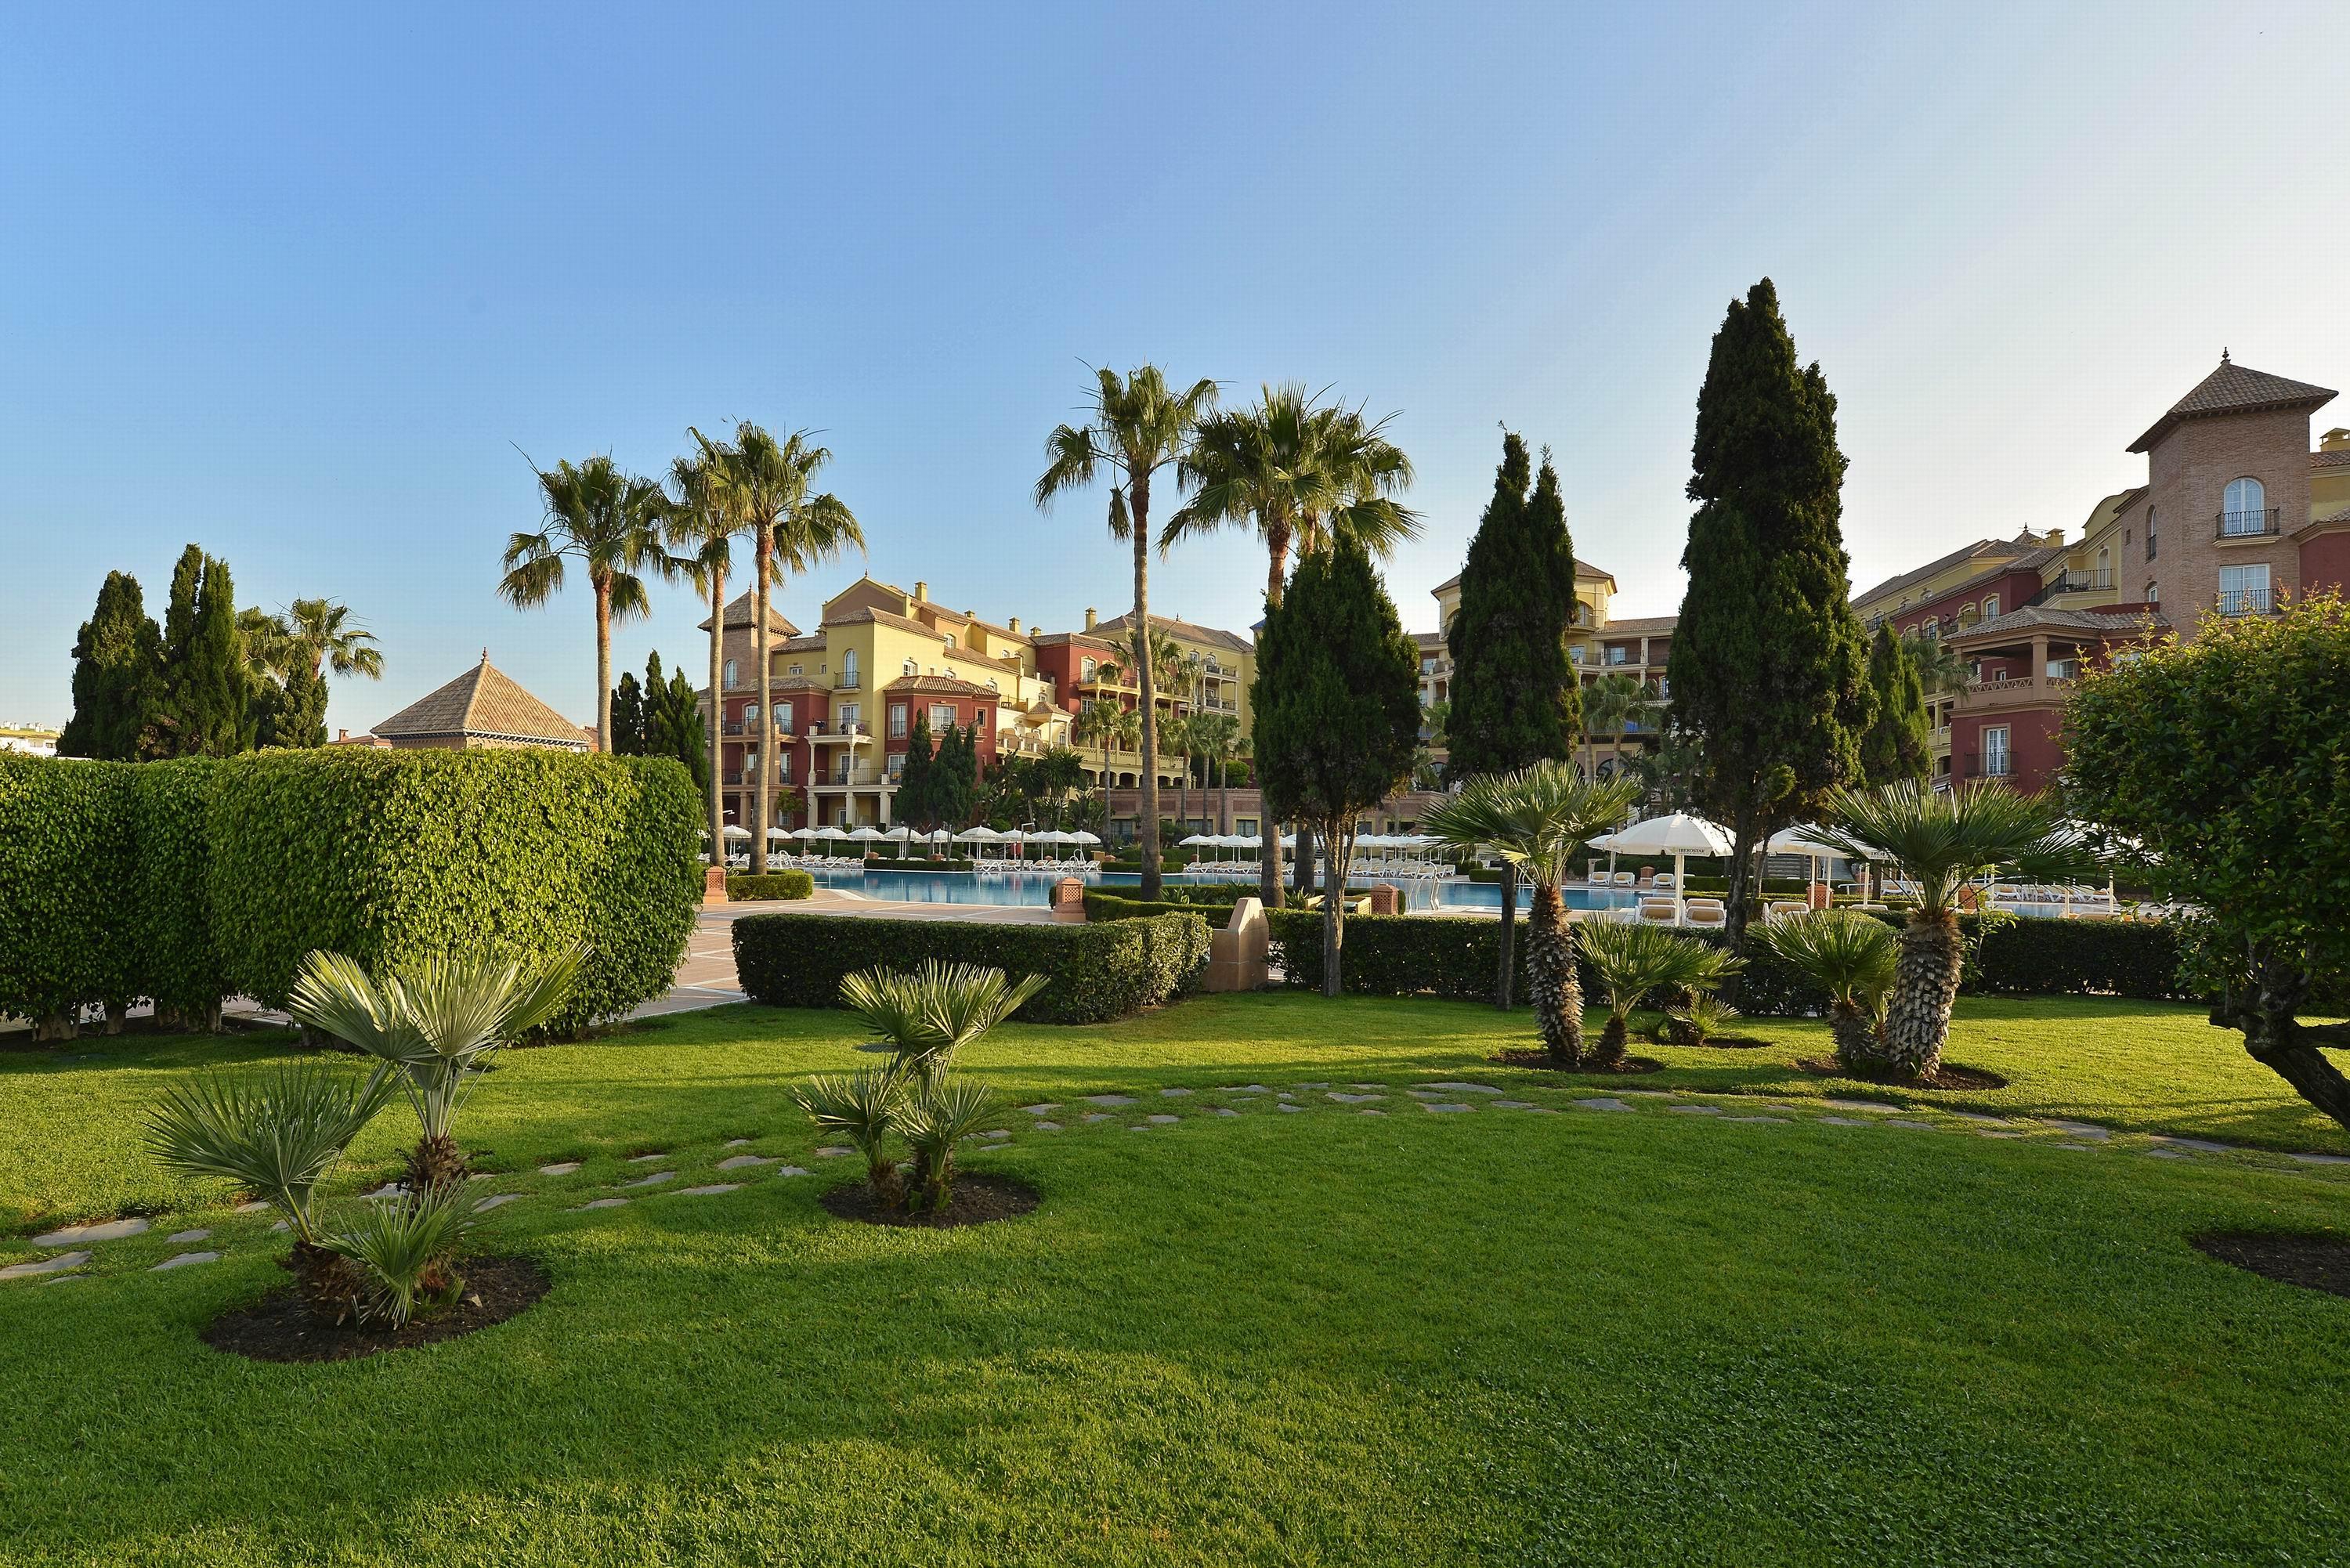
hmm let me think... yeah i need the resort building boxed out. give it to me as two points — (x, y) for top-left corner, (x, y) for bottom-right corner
(370, 653), (592, 752)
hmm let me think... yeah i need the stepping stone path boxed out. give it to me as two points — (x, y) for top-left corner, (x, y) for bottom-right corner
(1083, 1114), (1112, 1124)
(32, 1218), (148, 1246)
(1033, 1121), (1061, 1131)
(1668, 1105), (1723, 1116)
(1361, 1109), (1386, 1117)
(679, 1184), (742, 1196)
(1294, 1082), (1330, 1089)
(153, 1252), (219, 1270)
(1084, 1095), (1137, 1107)
(1021, 1104), (1060, 1115)
(1147, 1115), (1180, 1125)
(166, 1229), (211, 1245)
(1213, 1085), (1269, 1093)
(1160, 1088), (1192, 1097)
(1329, 1092), (1383, 1104)
(1725, 1115), (1790, 1124)
(2154, 1136), (2232, 1153)
(1978, 1130), (2023, 1139)
(576, 1198), (629, 1210)
(2, 1251), (90, 1281)
(725, 1139), (753, 1147)
(539, 1162), (582, 1176)
(2145, 1148), (2192, 1160)
(1885, 1120), (1938, 1131)
(1947, 1111), (2010, 1125)
(473, 1194), (523, 1212)
(2289, 1152), (2350, 1165)
(1574, 1098), (1630, 1112)
(1209, 1108), (1239, 1118)
(1277, 1104), (1302, 1114)
(363, 1183), (407, 1201)
(625, 1172), (676, 1188)
(1347, 1083), (1388, 1090)
(2043, 1121), (2111, 1140)
(815, 1147), (853, 1158)
(716, 1155), (776, 1171)
(628, 1153), (668, 1164)
(233, 1201), (271, 1215)
(1423, 1082), (1503, 1095)
(983, 1129), (1011, 1140)
(1820, 1099), (1896, 1114)
(1492, 1100), (1535, 1110)
(1820, 1117), (1873, 1127)
(1421, 1103), (1473, 1114)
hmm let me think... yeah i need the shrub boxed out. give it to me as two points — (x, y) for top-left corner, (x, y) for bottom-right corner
(733, 911), (1210, 1024)
(208, 749), (698, 1035)
(129, 757), (230, 1028)
(321, 1185), (477, 1329)
(899, 1073), (996, 1212)
(839, 960), (1048, 1079)
(727, 869), (815, 901)
(791, 1068), (907, 1204)
(0, 754), (136, 1035)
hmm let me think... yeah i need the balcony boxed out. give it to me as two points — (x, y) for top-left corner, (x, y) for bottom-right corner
(2042, 569), (2113, 595)
(1961, 673), (2075, 712)
(2217, 588), (2276, 616)
(807, 722), (870, 742)
(812, 764), (887, 788)
(2216, 509), (2282, 540)
(722, 770), (744, 786)
(721, 719), (746, 736)
(1961, 751), (2014, 781)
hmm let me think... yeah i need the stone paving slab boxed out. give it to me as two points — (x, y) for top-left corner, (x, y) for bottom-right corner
(32, 1218), (148, 1246)
(1668, 1105), (1723, 1116)
(1146, 1115), (1180, 1125)
(153, 1252), (219, 1270)
(1820, 1099), (1898, 1114)
(166, 1229), (212, 1245)
(474, 1194), (523, 1212)
(716, 1154), (776, 1170)
(624, 1172), (676, 1187)
(1573, 1098), (1630, 1112)
(679, 1183), (742, 1196)
(1423, 1082), (1503, 1095)
(1421, 1103), (1473, 1113)
(1084, 1095), (1137, 1107)
(1032, 1121), (1061, 1131)
(539, 1162), (581, 1176)
(2, 1251), (90, 1280)
(1160, 1088), (1193, 1097)
(576, 1198), (629, 1210)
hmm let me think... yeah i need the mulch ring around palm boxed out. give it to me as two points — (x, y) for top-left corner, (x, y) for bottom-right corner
(201, 1255), (551, 1364)
(1490, 1049), (1665, 1075)
(819, 1173), (1040, 1230)
(2192, 1232), (2350, 1300)
(1795, 1057), (2008, 1091)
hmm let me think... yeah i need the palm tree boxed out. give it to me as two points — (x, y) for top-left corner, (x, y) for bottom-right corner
(1752, 911), (1896, 1071)
(1582, 671), (1649, 782)
(499, 454), (676, 753)
(1811, 781), (2087, 1078)
(692, 424), (862, 876)
(1189, 710), (1242, 833)
(1072, 699), (1117, 815)
(285, 598), (384, 681)
(1160, 709), (1195, 843)
(666, 452), (736, 858)
(1035, 366), (1217, 901)
(1903, 630), (1970, 697)
(1577, 923), (1741, 1066)
(1167, 383), (1419, 907)
(1422, 764), (1640, 1065)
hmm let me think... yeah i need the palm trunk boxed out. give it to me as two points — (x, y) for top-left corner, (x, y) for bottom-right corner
(1494, 873), (1517, 1010)
(1828, 999), (1887, 1073)
(1293, 821), (1315, 898)
(1319, 816), (1350, 998)
(706, 566), (726, 862)
(594, 576), (613, 754)
(752, 531), (774, 876)
(1526, 881), (1578, 1064)
(1260, 537), (1287, 912)
(1132, 476), (1161, 901)
(1882, 909), (1963, 1078)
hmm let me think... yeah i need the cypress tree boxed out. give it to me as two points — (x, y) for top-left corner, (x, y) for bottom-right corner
(59, 571), (161, 761)
(151, 547), (249, 757)
(662, 666), (710, 791)
(1668, 279), (1874, 947)
(258, 659), (329, 749)
(1859, 624), (1931, 786)
(1443, 432), (1585, 1007)
(899, 712), (935, 829)
(610, 671), (645, 755)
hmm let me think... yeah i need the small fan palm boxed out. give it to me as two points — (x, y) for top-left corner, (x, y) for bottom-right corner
(792, 1068), (909, 1206)
(1578, 923), (1743, 1065)
(839, 961), (1049, 1082)
(145, 1062), (400, 1245)
(1663, 992), (1744, 1046)
(1422, 765), (1640, 1065)
(898, 1074), (997, 1213)
(1810, 781), (2092, 1077)
(321, 1184), (478, 1329)
(287, 945), (586, 1192)
(1752, 912), (1897, 1071)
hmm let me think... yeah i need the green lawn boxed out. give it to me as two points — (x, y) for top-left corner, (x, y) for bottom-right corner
(2, 993), (2347, 1566)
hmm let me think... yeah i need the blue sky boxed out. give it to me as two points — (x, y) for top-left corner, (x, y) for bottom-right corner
(4, 2), (2345, 732)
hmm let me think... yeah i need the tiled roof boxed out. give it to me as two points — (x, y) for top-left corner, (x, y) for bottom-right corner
(697, 590), (800, 636)
(1950, 605), (2167, 643)
(2129, 357), (2337, 453)
(1853, 540), (2029, 611)
(2312, 447), (2350, 469)
(887, 674), (997, 698)
(1432, 557), (1614, 597)
(1412, 630), (1446, 649)
(1029, 630), (1123, 651)
(373, 656), (588, 748)
(1091, 610), (1253, 656)
(2296, 505), (2350, 534)
(773, 634), (828, 655)
(1601, 615), (1678, 636)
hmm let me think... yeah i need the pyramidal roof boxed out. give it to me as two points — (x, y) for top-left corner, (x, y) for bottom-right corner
(698, 590), (800, 635)
(373, 655), (589, 749)
(2130, 355), (2337, 453)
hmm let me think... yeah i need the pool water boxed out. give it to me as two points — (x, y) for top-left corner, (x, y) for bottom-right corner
(806, 865), (1636, 915)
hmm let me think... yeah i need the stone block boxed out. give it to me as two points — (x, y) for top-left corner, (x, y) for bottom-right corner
(703, 863), (728, 904)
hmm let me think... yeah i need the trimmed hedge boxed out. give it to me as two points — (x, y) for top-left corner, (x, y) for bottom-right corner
(728, 870), (816, 901)
(0, 754), (136, 1028)
(1081, 883), (1285, 923)
(208, 749), (701, 1033)
(732, 909), (1212, 1024)
(130, 757), (230, 1024)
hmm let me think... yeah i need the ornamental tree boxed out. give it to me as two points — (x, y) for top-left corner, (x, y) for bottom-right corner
(1253, 539), (1423, 996)
(58, 570), (161, 761)
(1859, 623), (1932, 786)
(2062, 594), (2350, 1129)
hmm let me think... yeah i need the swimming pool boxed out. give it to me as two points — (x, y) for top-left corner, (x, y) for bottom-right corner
(804, 866), (1636, 915)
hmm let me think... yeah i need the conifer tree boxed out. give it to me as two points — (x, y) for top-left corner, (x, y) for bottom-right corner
(59, 570), (161, 761)
(1860, 623), (1931, 785)
(1668, 279), (1874, 948)
(610, 670), (645, 755)
(150, 547), (251, 757)
(660, 665), (710, 791)
(258, 659), (329, 749)
(899, 712), (935, 828)
(1443, 432), (1585, 1007)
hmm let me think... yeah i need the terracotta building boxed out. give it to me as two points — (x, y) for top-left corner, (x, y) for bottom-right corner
(369, 654), (591, 752)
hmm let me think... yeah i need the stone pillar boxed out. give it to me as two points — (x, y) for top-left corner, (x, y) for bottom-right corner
(703, 864), (728, 905)
(1368, 883), (1403, 916)
(1050, 876), (1087, 923)
(1208, 897), (1270, 991)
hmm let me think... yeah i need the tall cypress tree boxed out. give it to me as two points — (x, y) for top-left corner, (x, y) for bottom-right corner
(1859, 624), (1931, 785)
(1668, 279), (1873, 947)
(610, 671), (645, 755)
(59, 571), (161, 761)
(193, 554), (254, 756)
(1443, 432), (1584, 1007)
(661, 665), (710, 791)
(258, 659), (329, 749)
(899, 712), (935, 829)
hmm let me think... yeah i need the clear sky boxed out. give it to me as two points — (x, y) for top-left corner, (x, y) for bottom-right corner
(4, 2), (2345, 733)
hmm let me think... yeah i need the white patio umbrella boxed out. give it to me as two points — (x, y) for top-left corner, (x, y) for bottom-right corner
(848, 826), (885, 844)
(787, 826), (819, 841)
(721, 824), (753, 841)
(1766, 824), (1877, 905)
(1068, 829), (1101, 845)
(768, 826), (790, 840)
(1601, 811), (1737, 923)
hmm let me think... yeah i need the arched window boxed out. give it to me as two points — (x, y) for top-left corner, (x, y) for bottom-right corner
(2222, 478), (2267, 535)
(1982, 594), (2000, 620)
(841, 650), (859, 688)
(2096, 547), (2109, 581)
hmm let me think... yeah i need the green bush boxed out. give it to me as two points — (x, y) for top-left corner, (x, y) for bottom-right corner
(1081, 883), (1279, 922)
(129, 757), (230, 1024)
(732, 910), (1211, 1024)
(208, 749), (700, 1035)
(728, 870), (816, 901)
(0, 754), (135, 1029)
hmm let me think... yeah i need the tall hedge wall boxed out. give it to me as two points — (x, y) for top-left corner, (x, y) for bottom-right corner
(208, 749), (701, 1033)
(732, 909), (1212, 1025)
(0, 754), (136, 1028)
(130, 757), (230, 1024)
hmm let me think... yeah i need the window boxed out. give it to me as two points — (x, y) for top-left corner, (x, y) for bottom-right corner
(2222, 477), (2268, 535)
(1922, 620), (1939, 640)
(777, 753), (792, 785)
(774, 702), (792, 735)
(838, 703), (859, 728)
(1421, 656), (1436, 675)
(788, 663), (803, 677)
(1568, 645), (1585, 665)
(2146, 580), (2157, 607)
(723, 658), (739, 688)
(888, 703), (907, 739)
(1983, 726), (2011, 778)
(1083, 656), (1097, 680)
(1237, 818), (1260, 837)
(840, 651), (859, 688)
(1982, 594), (2000, 620)
(887, 753), (906, 781)
(930, 703), (954, 730)
(2146, 507), (2157, 561)
(2219, 563), (2271, 616)
(986, 677), (999, 692)
(902, 658), (917, 676)
(943, 634), (956, 649)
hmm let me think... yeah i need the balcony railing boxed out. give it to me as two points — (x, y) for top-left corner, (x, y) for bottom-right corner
(722, 770), (744, 786)
(2216, 508), (2282, 540)
(2044, 569), (2113, 594)
(721, 719), (746, 736)
(1961, 751), (2014, 780)
(834, 674), (860, 690)
(2217, 588), (2276, 616)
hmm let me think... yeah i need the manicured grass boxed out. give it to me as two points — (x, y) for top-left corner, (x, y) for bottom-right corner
(2, 992), (2348, 1565)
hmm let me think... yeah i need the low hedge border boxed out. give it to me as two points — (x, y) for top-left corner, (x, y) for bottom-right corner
(726, 870), (815, 901)
(732, 909), (1212, 1025)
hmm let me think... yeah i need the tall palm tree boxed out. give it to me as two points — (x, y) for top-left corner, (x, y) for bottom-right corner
(1161, 710), (1195, 841)
(1035, 365), (1217, 901)
(1582, 671), (1649, 781)
(499, 454), (675, 753)
(1108, 703), (1141, 832)
(1422, 765), (1640, 1065)
(1189, 710), (1242, 834)
(285, 598), (385, 681)
(666, 452), (736, 858)
(1073, 698), (1118, 814)
(692, 425), (862, 876)
(1811, 781), (2088, 1078)
(1167, 383), (1419, 908)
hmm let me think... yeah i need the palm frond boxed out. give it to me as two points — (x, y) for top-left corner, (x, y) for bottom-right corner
(320, 1185), (476, 1328)
(1576, 922), (1742, 1017)
(1814, 780), (2074, 914)
(144, 1062), (399, 1242)
(1752, 912), (1896, 1018)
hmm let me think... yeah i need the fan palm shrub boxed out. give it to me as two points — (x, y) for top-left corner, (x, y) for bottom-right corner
(1577, 923), (1743, 1066)
(791, 1068), (909, 1206)
(287, 945), (586, 1193)
(1751, 911), (1898, 1071)
(838, 960), (1048, 1083)
(321, 1184), (479, 1330)
(898, 1074), (997, 1213)
(1810, 781), (2089, 1078)
(1421, 764), (1640, 1065)
(1662, 992), (1744, 1046)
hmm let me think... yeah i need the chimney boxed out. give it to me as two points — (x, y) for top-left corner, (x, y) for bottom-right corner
(2322, 427), (2350, 453)
(913, 581), (927, 602)
(2043, 527), (2064, 547)
(1007, 616), (1021, 634)
(336, 728), (349, 742)
(1084, 607), (1097, 630)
